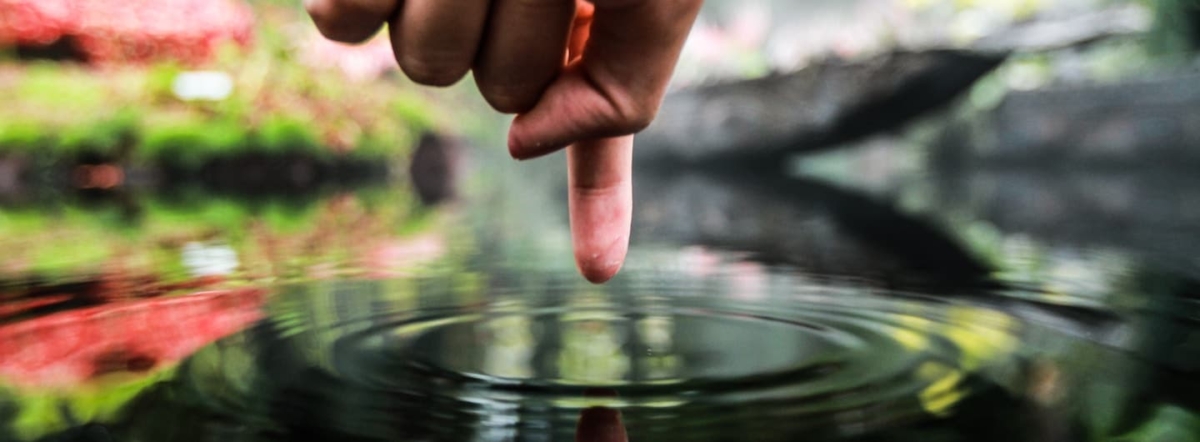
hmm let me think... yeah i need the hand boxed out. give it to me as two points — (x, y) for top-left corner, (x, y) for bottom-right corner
(305, 0), (703, 283)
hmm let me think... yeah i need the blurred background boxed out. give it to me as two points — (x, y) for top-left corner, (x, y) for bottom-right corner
(0, 0), (1198, 441)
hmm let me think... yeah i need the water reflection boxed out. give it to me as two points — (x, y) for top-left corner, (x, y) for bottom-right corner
(0, 145), (1198, 441)
(633, 168), (994, 288)
(932, 167), (1200, 278)
(97, 272), (1026, 441)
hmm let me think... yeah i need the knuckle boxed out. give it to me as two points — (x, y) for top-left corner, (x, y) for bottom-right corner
(398, 52), (469, 87)
(306, 0), (392, 43)
(316, 26), (376, 44)
(478, 83), (540, 114)
(607, 97), (655, 134)
(482, 91), (536, 114)
(585, 72), (658, 135)
(331, 0), (395, 16)
(589, 0), (645, 8)
(511, 0), (574, 12)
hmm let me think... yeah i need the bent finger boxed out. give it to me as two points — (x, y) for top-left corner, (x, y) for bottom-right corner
(567, 135), (633, 284)
(391, 0), (491, 86)
(305, 0), (399, 43)
(508, 0), (702, 159)
(473, 0), (576, 113)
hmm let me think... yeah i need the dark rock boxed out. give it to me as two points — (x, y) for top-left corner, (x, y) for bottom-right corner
(0, 156), (26, 197)
(944, 73), (1200, 169)
(408, 132), (464, 207)
(635, 50), (1005, 164)
(971, 5), (1151, 53)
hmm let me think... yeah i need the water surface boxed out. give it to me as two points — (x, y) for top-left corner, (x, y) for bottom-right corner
(0, 138), (1197, 442)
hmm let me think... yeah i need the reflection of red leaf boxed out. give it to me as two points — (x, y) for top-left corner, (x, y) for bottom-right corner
(0, 288), (265, 388)
(0, 0), (254, 65)
(361, 234), (446, 279)
(0, 294), (72, 318)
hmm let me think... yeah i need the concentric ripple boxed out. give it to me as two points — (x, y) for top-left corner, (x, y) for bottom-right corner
(240, 271), (1022, 441)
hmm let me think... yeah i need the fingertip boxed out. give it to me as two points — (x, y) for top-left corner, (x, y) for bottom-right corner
(507, 120), (568, 160)
(571, 205), (628, 284)
(575, 242), (626, 284)
(566, 137), (633, 285)
(507, 127), (525, 159)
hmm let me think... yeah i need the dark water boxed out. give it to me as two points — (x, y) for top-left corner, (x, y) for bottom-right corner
(1, 136), (1198, 441)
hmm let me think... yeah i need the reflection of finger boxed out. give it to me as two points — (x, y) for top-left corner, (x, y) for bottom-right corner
(568, 135), (632, 284)
(473, 0), (575, 113)
(508, 0), (702, 159)
(305, 0), (399, 43)
(575, 406), (628, 442)
(391, 0), (491, 86)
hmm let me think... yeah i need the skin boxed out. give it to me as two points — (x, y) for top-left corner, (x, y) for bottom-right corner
(576, 388), (626, 442)
(576, 406), (627, 442)
(305, 0), (704, 283)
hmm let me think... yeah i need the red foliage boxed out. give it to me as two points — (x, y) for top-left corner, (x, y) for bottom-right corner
(0, 288), (265, 388)
(0, 0), (254, 65)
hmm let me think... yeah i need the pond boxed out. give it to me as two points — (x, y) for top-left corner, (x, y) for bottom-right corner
(0, 128), (1197, 442)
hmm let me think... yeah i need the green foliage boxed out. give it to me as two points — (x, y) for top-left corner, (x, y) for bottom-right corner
(0, 120), (46, 152)
(391, 97), (436, 132)
(0, 3), (451, 168)
(141, 120), (241, 168)
(12, 63), (106, 108)
(2, 370), (176, 441)
(258, 199), (322, 233)
(1110, 405), (1200, 442)
(252, 115), (321, 156)
(145, 63), (185, 103)
(58, 109), (140, 157)
(1149, 0), (1200, 56)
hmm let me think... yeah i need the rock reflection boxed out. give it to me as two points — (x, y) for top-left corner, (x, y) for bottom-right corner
(633, 168), (994, 288)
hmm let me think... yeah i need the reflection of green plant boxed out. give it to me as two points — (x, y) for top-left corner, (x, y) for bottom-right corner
(1110, 405), (1200, 442)
(253, 115), (321, 155)
(0, 121), (44, 152)
(58, 110), (140, 157)
(1, 370), (176, 441)
(141, 119), (245, 168)
(0, 185), (433, 282)
(1149, 0), (1200, 56)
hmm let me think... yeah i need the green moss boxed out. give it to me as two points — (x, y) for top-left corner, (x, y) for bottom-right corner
(259, 200), (321, 233)
(140, 119), (246, 168)
(4, 369), (176, 441)
(58, 110), (141, 157)
(146, 63), (185, 103)
(391, 96), (436, 132)
(0, 121), (47, 152)
(252, 115), (322, 156)
(14, 64), (106, 108)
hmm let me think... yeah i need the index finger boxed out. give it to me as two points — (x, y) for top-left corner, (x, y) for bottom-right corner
(568, 136), (633, 284)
